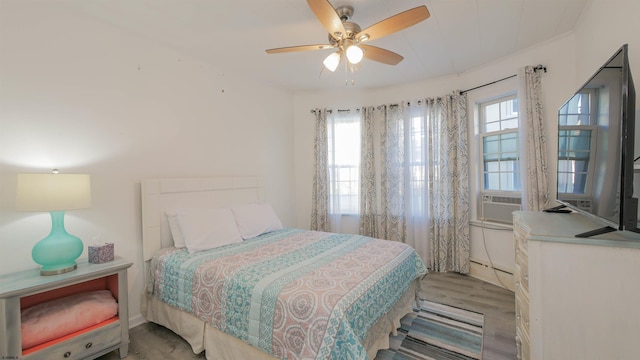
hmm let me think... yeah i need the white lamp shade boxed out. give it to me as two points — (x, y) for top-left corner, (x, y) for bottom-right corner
(16, 173), (92, 212)
(323, 52), (341, 72)
(346, 45), (363, 64)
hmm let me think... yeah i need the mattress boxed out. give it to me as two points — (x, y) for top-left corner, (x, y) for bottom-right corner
(147, 228), (427, 359)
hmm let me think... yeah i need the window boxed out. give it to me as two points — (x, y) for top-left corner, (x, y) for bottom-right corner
(557, 89), (597, 195)
(479, 95), (520, 192)
(327, 107), (428, 218)
(327, 111), (360, 214)
(408, 112), (427, 217)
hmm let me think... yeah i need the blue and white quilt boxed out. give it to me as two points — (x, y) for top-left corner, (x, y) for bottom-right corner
(149, 228), (427, 359)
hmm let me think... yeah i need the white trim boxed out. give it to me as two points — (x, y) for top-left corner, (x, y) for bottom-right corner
(128, 314), (146, 328)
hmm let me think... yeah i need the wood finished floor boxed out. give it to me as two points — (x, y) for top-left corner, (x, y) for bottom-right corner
(99, 272), (516, 360)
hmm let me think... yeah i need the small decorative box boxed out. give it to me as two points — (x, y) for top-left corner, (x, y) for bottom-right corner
(88, 243), (114, 264)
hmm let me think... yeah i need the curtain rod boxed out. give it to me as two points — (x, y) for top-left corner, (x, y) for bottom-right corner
(377, 103), (402, 110)
(460, 64), (547, 95)
(310, 65), (547, 112)
(309, 108), (360, 114)
(460, 74), (516, 95)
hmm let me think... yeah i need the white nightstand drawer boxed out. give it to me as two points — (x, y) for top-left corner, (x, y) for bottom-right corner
(24, 320), (121, 360)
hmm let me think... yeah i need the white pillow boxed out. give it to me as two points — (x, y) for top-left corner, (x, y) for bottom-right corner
(231, 203), (283, 239)
(165, 211), (186, 248)
(174, 207), (243, 253)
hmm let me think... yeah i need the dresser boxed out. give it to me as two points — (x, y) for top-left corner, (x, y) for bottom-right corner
(513, 214), (531, 359)
(513, 211), (640, 360)
(0, 257), (132, 360)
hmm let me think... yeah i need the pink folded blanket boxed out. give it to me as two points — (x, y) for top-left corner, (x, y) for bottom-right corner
(21, 290), (118, 349)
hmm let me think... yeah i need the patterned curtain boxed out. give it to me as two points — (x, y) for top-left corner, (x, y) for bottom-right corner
(427, 92), (470, 273)
(359, 104), (410, 243)
(312, 93), (470, 272)
(518, 66), (550, 211)
(378, 105), (407, 243)
(359, 106), (378, 238)
(310, 108), (329, 231)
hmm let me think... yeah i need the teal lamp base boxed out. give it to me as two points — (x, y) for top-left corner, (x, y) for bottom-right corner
(32, 211), (84, 276)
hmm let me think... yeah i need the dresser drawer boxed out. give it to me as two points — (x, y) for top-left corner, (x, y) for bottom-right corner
(24, 320), (121, 360)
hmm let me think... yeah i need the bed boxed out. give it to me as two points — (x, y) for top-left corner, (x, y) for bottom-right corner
(141, 177), (427, 360)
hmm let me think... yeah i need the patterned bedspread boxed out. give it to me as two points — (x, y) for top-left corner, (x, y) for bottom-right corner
(148, 228), (427, 360)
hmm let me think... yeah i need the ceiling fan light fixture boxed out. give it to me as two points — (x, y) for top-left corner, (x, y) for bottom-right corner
(346, 45), (363, 64)
(323, 51), (341, 72)
(357, 33), (370, 42)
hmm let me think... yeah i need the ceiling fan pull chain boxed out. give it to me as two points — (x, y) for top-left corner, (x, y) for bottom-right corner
(344, 59), (348, 85)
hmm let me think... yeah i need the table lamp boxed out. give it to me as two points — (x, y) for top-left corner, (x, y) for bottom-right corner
(16, 171), (92, 275)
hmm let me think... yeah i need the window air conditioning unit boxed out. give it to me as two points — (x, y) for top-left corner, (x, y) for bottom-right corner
(480, 193), (522, 224)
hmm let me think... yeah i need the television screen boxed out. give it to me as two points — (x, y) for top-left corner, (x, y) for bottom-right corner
(556, 44), (637, 237)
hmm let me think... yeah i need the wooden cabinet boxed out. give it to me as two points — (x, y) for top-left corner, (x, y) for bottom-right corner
(0, 257), (132, 360)
(513, 211), (640, 360)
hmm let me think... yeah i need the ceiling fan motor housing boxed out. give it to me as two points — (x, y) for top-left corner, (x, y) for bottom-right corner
(328, 21), (361, 44)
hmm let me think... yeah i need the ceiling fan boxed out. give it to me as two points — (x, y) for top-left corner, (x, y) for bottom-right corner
(265, 0), (430, 72)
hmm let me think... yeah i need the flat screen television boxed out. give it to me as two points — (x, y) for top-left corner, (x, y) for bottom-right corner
(555, 44), (638, 237)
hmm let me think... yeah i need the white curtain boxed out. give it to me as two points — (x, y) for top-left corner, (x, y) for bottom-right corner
(387, 102), (427, 256)
(518, 66), (550, 211)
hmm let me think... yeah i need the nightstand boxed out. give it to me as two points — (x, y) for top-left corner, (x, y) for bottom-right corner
(0, 256), (132, 360)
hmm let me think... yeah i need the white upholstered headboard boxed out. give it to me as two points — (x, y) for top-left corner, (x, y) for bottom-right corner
(140, 177), (262, 261)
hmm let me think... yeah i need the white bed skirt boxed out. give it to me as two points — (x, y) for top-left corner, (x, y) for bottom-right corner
(142, 279), (420, 360)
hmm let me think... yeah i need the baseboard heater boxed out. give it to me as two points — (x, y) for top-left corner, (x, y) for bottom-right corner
(470, 259), (513, 275)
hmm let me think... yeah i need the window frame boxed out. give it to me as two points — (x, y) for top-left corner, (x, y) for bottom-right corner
(327, 111), (361, 215)
(478, 94), (521, 195)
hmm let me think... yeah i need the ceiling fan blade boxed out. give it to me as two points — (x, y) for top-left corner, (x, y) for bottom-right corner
(266, 44), (335, 54)
(360, 45), (404, 65)
(356, 6), (430, 42)
(306, 0), (346, 41)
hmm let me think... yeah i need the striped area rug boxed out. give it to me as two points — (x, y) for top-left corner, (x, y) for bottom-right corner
(376, 300), (484, 360)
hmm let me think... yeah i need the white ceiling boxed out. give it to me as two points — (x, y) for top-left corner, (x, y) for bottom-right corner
(70, 0), (589, 91)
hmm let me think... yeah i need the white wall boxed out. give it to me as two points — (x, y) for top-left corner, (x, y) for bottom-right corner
(0, 3), (295, 325)
(573, 0), (640, 85)
(293, 0), (640, 286)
